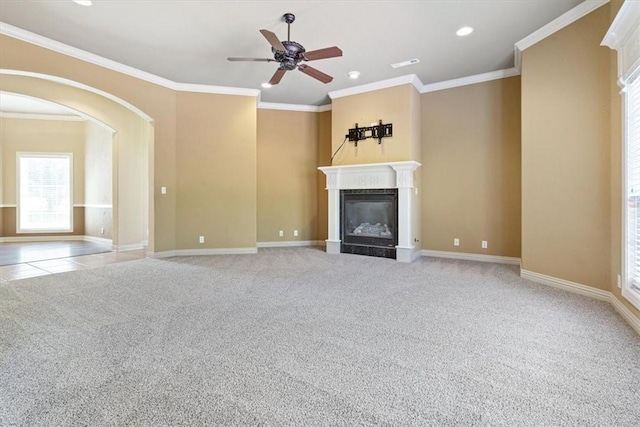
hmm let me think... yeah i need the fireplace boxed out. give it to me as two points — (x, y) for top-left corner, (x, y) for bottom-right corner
(341, 189), (398, 259)
(318, 161), (421, 263)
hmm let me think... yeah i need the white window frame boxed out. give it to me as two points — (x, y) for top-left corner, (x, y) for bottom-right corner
(622, 71), (640, 310)
(16, 152), (74, 234)
(603, 1), (640, 310)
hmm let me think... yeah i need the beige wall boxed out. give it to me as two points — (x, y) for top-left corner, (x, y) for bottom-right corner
(317, 110), (332, 241)
(2, 206), (85, 238)
(175, 92), (257, 250)
(421, 77), (522, 257)
(521, 5), (611, 290)
(257, 109), (319, 243)
(84, 121), (113, 239)
(331, 84), (421, 165)
(0, 74), (152, 249)
(410, 85), (423, 248)
(0, 35), (175, 251)
(0, 117), (86, 237)
(1, 117), (85, 205)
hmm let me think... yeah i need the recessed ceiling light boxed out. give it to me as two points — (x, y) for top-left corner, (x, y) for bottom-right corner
(261, 83), (272, 89)
(72, 0), (93, 5)
(390, 58), (420, 69)
(347, 71), (360, 79)
(456, 26), (474, 37)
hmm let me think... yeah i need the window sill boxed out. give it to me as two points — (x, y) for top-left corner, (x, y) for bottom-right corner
(17, 229), (74, 234)
(623, 285), (640, 312)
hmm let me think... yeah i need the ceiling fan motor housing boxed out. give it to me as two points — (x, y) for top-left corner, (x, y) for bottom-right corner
(273, 41), (305, 70)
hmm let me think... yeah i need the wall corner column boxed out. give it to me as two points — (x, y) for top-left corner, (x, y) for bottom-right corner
(392, 164), (419, 263)
(322, 169), (341, 254)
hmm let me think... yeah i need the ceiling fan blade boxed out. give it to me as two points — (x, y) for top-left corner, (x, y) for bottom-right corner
(269, 69), (287, 85)
(298, 64), (333, 84)
(259, 29), (286, 52)
(227, 57), (275, 62)
(303, 46), (343, 61)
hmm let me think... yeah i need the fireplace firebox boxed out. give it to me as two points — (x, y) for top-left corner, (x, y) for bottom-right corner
(340, 189), (398, 259)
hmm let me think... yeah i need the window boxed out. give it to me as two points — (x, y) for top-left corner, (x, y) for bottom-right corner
(604, 1), (640, 310)
(626, 70), (640, 309)
(17, 153), (73, 233)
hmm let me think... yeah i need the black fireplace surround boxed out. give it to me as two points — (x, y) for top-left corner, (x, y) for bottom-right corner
(340, 189), (398, 259)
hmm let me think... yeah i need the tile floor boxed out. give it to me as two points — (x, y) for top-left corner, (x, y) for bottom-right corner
(0, 249), (147, 283)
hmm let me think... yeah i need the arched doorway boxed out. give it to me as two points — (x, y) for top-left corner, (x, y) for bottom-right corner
(0, 71), (154, 253)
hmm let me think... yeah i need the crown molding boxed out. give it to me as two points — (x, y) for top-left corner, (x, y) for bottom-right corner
(1, 69), (154, 124)
(328, 74), (423, 100)
(514, 0), (610, 68)
(0, 22), (176, 88)
(421, 68), (520, 93)
(0, 111), (85, 121)
(258, 102), (331, 112)
(2, 0), (607, 110)
(177, 83), (259, 97)
(0, 22), (259, 99)
(601, 0), (640, 50)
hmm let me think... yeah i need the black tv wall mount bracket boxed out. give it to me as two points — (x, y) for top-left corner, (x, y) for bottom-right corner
(345, 120), (393, 146)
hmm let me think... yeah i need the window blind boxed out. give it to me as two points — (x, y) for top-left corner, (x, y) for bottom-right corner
(18, 154), (72, 232)
(627, 71), (640, 291)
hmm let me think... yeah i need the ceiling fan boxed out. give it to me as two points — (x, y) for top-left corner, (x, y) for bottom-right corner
(227, 13), (343, 85)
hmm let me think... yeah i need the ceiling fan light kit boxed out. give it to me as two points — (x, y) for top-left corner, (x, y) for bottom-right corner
(228, 13), (343, 86)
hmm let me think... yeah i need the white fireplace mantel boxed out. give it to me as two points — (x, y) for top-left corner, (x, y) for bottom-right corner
(318, 161), (421, 262)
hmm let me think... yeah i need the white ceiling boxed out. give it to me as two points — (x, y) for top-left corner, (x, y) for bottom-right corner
(0, 92), (81, 116)
(0, 0), (585, 106)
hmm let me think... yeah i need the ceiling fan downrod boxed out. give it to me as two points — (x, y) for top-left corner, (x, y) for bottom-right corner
(283, 13), (295, 42)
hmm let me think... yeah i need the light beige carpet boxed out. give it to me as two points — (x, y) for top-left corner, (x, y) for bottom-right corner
(1, 247), (639, 425)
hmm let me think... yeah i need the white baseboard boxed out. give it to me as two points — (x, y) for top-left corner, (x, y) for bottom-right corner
(520, 269), (610, 302)
(257, 240), (324, 248)
(0, 235), (148, 253)
(521, 269), (640, 336)
(83, 235), (113, 246)
(114, 243), (145, 252)
(421, 249), (521, 265)
(150, 247), (258, 258)
(609, 295), (640, 336)
(0, 235), (85, 243)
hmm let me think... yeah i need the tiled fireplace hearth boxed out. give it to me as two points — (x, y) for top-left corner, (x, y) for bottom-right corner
(318, 161), (421, 263)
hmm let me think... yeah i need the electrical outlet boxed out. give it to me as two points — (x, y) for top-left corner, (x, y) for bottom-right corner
(618, 274), (622, 289)
(279, 230), (284, 237)
(454, 238), (459, 247)
(100, 227), (104, 235)
(199, 236), (204, 244)
(161, 186), (167, 194)
(482, 240), (488, 249)
(293, 230), (298, 237)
